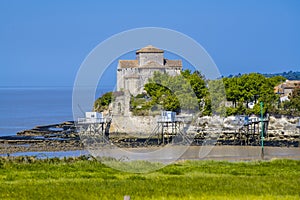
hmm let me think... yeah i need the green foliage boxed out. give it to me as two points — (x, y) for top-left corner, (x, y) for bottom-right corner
(282, 87), (300, 116)
(0, 157), (299, 199)
(93, 71), (296, 117)
(130, 70), (212, 115)
(142, 70), (207, 113)
(223, 73), (286, 116)
(207, 79), (227, 116)
(130, 94), (153, 116)
(94, 92), (113, 112)
(289, 87), (300, 111)
(202, 96), (212, 116)
(264, 70), (300, 80)
(181, 70), (208, 100)
(226, 104), (246, 116)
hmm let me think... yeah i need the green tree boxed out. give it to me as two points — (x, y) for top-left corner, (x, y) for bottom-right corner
(222, 73), (285, 116)
(282, 87), (300, 116)
(207, 79), (226, 116)
(182, 70), (208, 100)
(94, 92), (113, 112)
(289, 87), (300, 111)
(144, 74), (181, 113)
(144, 71), (204, 113)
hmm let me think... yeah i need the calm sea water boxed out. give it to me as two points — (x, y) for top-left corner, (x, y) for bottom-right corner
(0, 87), (74, 136)
(0, 87), (112, 136)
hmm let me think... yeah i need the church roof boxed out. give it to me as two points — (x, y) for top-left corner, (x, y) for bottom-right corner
(164, 59), (182, 67)
(136, 45), (164, 53)
(118, 60), (138, 68)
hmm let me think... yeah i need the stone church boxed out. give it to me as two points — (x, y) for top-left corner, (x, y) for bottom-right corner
(117, 45), (182, 96)
(112, 45), (183, 117)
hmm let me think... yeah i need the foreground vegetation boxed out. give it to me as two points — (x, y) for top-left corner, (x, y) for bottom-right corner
(0, 156), (299, 199)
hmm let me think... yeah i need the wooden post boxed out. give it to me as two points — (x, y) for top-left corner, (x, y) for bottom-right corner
(260, 102), (264, 159)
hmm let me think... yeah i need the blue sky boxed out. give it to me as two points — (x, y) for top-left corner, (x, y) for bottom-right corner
(0, 0), (299, 87)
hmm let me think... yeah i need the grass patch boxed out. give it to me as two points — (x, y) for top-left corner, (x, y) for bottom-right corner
(0, 156), (299, 199)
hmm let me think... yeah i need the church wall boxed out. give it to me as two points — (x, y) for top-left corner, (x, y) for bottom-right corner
(165, 68), (181, 76)
(138, 52), (164, 65)
(118, 67), (180, 96)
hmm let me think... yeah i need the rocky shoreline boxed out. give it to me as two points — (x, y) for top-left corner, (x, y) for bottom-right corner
(0, 140), (83, 155)
(0, 121), (82, 154)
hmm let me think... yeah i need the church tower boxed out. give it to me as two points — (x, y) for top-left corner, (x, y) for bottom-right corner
(117, 45), (182, 96)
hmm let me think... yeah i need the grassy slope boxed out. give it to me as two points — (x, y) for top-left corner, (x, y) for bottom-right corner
(0, 157), (299, 200)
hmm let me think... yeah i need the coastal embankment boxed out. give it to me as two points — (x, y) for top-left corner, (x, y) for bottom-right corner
(0, 115), (299, 157)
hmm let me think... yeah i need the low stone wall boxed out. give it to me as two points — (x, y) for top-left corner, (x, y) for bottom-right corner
(109, 115), (300, 146)
(110, 115), (158, 136)
(193, 116), (299, 146)
(268, 116), (299, 135)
